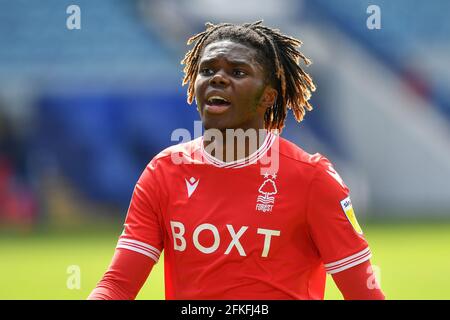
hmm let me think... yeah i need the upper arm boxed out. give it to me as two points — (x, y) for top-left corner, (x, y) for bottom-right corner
(306, 158), (371, 275)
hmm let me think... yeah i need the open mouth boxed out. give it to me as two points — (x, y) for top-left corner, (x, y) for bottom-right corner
(205, 96), (231, 114)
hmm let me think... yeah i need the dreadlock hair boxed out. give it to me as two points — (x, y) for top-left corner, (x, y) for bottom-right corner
(181, 20), (316, 132)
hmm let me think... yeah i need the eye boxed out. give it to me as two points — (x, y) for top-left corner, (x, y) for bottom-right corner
(199, 68), (214, 76)
(233, 69), (246, 77)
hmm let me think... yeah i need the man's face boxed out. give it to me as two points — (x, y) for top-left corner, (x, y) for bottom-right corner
(194, 40), (274, 131)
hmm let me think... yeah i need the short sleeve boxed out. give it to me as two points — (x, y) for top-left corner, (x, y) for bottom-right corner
(307, 157), (371, 274)
(117, 160), (164, 264)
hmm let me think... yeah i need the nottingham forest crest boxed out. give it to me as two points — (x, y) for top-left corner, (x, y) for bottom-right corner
(256, 172), (278, 213)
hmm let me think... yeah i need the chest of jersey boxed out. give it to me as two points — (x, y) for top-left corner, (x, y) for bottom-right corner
(161, 162), (312, 260)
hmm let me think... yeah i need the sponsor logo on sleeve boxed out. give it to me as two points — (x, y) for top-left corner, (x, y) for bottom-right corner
(340, 196), (363, 235)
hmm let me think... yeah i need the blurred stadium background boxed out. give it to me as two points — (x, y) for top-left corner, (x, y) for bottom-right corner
(1, 0), (449, 299)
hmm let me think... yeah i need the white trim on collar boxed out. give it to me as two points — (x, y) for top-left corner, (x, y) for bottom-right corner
(201, 131), (277, 169)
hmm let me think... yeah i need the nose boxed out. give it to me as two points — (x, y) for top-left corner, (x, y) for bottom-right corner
(209, 71), (230, 87)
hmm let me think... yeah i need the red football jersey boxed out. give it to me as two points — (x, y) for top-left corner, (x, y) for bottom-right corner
(118, 132), (371, 299)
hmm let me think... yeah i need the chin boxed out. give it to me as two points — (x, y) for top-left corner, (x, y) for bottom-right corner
(202, 118), (232, 133)
(203, 123), (227, 132)
(200, 113), (223, 129)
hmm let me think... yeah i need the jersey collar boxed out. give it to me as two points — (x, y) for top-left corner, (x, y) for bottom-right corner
(201, 130), (278, 169)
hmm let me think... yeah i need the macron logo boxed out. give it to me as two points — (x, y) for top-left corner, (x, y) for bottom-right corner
(185, 177), (200, 198)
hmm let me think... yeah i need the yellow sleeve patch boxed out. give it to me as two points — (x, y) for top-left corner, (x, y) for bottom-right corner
(340, 196), (363, 235)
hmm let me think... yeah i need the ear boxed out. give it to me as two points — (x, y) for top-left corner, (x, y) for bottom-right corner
(259, 86), (278, 112)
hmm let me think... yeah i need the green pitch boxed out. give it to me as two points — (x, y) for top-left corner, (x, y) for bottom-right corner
(1, 222), (449, 300)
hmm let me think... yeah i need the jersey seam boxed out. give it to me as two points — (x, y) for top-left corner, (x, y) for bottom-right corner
(304, 166), (321, 299)
(153, 145), (202, 164)
(145, 161), (166, 254)
(304, 165), (323, 259)
(277, 150), (321, 169)
(149, 139), (202, 253)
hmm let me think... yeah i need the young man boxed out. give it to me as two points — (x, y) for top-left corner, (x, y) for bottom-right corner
(89, 21), (385, 300)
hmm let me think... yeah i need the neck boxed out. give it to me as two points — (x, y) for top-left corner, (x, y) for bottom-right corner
(203, 127), (268, 163)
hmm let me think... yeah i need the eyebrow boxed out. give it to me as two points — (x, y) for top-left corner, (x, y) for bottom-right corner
(199, 58), (252, 68)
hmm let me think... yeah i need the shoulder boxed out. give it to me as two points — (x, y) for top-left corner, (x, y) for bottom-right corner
(275, 135), (327, 168)
(136, 138), (202, 188)
(146, 137), (203, 171)
(275, 136), (347, 189)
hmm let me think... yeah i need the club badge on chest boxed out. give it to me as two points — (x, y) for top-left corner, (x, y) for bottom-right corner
(256, 172), (278, 213)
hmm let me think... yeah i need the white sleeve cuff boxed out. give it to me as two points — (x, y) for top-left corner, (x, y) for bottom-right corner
(116, 238), (161, 263)
(324, 247), (371, 274)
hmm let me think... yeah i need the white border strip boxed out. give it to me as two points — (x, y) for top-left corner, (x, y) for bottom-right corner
(201, 132), (276, 168)
(119, 238), (161, 255)
(325, 247), (372, 274)
(117, 238), (161, 263)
